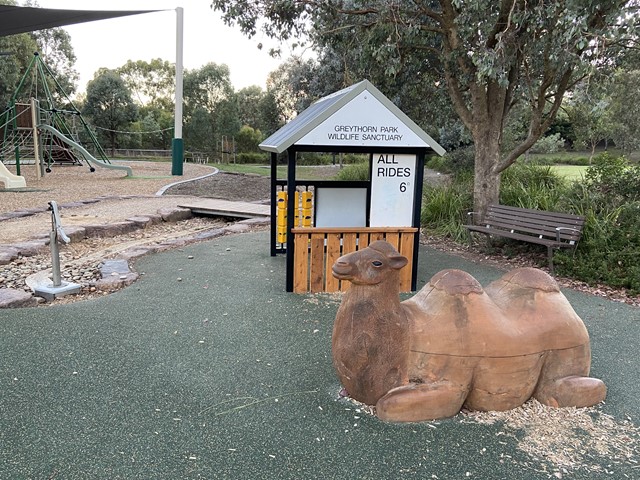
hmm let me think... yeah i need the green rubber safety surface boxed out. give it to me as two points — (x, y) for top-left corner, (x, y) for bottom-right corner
(1, 232), (638, 479)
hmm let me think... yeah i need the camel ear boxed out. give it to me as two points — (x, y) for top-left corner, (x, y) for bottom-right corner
(388, 254), (408, 270)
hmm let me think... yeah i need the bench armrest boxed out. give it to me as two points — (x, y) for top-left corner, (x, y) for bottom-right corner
(555, 227), (581, 243)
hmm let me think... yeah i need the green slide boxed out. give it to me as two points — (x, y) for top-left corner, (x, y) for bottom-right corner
(38, 124), (133, 177)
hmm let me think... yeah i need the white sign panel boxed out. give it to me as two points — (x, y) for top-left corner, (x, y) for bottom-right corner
(297, 91), (428, 148)
(315, 188), (367, 227)
(370, 153), (416, 227)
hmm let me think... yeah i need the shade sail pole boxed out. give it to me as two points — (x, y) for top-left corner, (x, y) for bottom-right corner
(171, 6), (184, 175)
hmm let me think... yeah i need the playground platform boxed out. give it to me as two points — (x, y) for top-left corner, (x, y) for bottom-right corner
(0, 231), (638, 479)
(178, 198), (270, 219)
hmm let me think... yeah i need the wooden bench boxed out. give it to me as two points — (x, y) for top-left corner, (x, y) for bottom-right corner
(464, 204), (585, 273)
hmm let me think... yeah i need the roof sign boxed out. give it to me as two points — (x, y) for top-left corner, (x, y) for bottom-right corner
(259, 80), (445, 156)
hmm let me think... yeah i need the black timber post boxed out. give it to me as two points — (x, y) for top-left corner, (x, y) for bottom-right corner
(411, 151), (426, 291)
(270, 152), (278, 256)
(285, 149), (296, 292)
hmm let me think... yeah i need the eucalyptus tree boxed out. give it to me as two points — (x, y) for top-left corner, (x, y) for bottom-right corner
(0, 33), (37, 107)
(608, 69), (640, 155)
(182, 62), (237, 154)
(236, 85), (266, 129)
(212, 0), (639, 218)
(566, 81), (613, 161)
(117, 59), (175, 110)
(82, 69), (138, 155)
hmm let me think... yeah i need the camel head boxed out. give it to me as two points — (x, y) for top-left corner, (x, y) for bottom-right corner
(332, 240), (408, 286)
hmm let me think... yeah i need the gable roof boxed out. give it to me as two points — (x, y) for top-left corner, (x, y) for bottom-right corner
(0, 5), (162, 38)
(259, 80), (445, 156)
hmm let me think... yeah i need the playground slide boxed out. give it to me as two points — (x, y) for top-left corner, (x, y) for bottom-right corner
(38, 124), (133, 177)
(0, 161), (26, 189)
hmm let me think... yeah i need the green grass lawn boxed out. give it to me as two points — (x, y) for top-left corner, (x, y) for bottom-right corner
(215, 163), (341, 180)
(550, 165), (589, 181)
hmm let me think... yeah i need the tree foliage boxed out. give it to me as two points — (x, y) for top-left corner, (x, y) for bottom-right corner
(0, 0), (78, 107)
(608, 69), (640, 155)
(212, 0), (639, 217)
(117, 59), (175, 110)
(82, 69), (138, 154)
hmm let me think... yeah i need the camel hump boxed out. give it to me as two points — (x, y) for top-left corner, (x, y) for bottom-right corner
(429, 269), (484, 295)
(494, 267), (560, 292)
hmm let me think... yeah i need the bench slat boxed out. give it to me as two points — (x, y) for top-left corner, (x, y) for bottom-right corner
(487, 211), (584, 230)
(481, 218), (582, 242)
(488, 205), (584, 222)
(466, 226), (570, 247)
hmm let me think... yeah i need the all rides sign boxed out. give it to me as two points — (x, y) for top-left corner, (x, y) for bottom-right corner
(296, 89), (426, 227)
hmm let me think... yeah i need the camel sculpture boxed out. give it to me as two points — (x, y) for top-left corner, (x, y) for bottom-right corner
(331, 240), (606, 422)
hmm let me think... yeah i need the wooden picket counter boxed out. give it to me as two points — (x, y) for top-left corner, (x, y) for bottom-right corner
(290, 227), (418, 294)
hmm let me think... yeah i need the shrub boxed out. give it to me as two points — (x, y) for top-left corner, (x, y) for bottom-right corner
(426, 147), (474, 174)
(335, 162), (370, 181)
(500, 162), (569, 210)
(421, 172), (473, 242)
(554, 154), (640, 293)
(420, 151), (640, 295)
(530, 133), (565, 154)
(235, 152), (269, 164)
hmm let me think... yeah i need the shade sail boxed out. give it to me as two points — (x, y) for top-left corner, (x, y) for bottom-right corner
(0, 5), (163, 37)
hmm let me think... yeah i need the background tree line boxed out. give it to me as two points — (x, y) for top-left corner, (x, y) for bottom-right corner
(2, 0), (640, 171)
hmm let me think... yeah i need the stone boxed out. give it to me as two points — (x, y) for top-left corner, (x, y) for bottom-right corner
(11, 240), (48, 257)
(331, 240), (607, 423)
(157, 207), (192, 223)
(0, 288), (37, 308)
(95, 259), (138, 292)
(117, 246), (160, 261)
(237, 216), (270, 226)
(61, 226), (87, 242)
(0, 246), (19, 265)
(83, 221), (138, 238)
(223, 223), (250, 234)
(125, 214), (162, 228)
(193, 229), (225, 241)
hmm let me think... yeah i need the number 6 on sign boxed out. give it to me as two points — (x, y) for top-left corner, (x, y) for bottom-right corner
(370, 153), (417, 227)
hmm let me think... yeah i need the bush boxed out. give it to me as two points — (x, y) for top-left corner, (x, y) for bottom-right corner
(335, 162), (370, 181)
(421, 172), (473, 242)
(426, 146), (474, 174)
(530, 133), (565, 154)
(294, 152), (369, 165)
(420, 151), (640, 294)
(554, 154), (640, 293)
(235, 152), (269, 164)
(500, 162), (569, 210)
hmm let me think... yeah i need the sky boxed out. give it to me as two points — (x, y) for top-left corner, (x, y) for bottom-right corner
(35, 0), (288, 94)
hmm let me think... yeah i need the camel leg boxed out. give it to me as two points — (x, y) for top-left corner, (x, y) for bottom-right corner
(533, 345), (606, 408)
(534, 375), (607, 408)
(376, 382), (467, 422)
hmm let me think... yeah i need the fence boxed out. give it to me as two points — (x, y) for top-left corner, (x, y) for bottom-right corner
(290, 227), (417, 294)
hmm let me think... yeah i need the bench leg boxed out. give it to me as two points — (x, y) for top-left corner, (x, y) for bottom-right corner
(547, 246), (554, 275)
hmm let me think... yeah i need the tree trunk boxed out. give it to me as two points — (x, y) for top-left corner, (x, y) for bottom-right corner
(110, 132), (116, 157)
(472, 139), (502, 223)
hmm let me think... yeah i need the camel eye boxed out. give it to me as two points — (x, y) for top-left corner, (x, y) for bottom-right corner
(372, 260), (383, 267)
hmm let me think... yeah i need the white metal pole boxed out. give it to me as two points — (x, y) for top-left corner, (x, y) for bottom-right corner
(172, 6), (184, 175)
(175, 6), (183, 139)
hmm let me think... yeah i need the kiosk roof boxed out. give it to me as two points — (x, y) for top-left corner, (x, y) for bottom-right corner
(259, 80), (445, 156)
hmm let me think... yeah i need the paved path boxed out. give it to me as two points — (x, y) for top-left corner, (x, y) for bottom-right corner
(0, 231), (638, 479)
